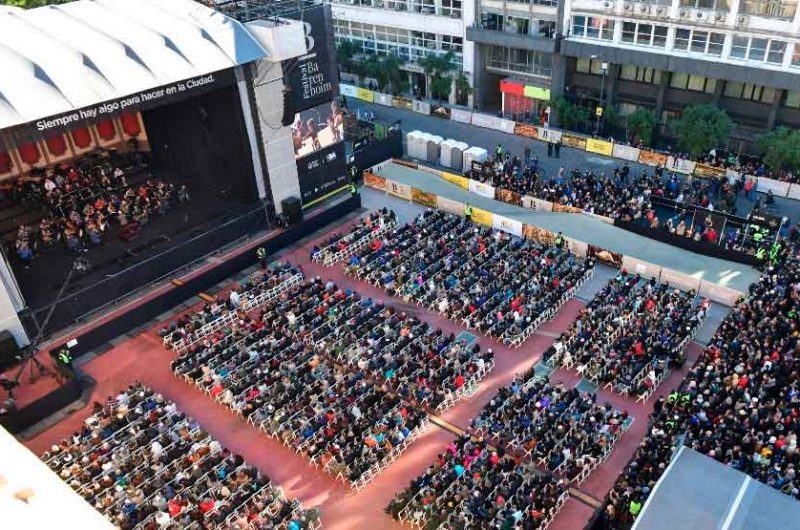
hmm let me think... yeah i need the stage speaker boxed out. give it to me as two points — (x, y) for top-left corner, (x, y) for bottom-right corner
(0, 330), (20, 371)
(281, 196), (303, 225)
(281, 89), (294, 127)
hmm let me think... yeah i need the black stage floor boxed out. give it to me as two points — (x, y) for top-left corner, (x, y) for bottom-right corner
(7, 170), (256, 332)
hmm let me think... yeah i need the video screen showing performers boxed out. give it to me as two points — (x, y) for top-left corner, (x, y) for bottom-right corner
(291, 100), (344, 159)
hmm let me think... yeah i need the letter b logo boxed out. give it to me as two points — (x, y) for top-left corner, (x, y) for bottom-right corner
(303, 21), (315, 53)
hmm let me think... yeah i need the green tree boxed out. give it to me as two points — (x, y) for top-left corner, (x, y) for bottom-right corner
(336, 40), (361, 74)
(419, 51), (456, 102)
(454, 73), (472, 106)
(674, 104), (732, 158)
(626, 108), (658, 147)
(1, 0), (68, 7)
(382, 54), (409, 95)
(757, 127), (800, 174)
(602, 105), (622, 135)
(552, 96), (590, 131)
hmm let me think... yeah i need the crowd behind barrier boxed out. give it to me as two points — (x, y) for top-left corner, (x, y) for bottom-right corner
(170, 275), (493, 490)
(544, 271), (708, 401)
(340, 83), (800, 199)
(386, 433), (569, 530)
(363, 160), (746, 306)
(40, 382), (320, 530)
(342, 209), (593, 347)
(599, 247), (800, 529)
(471, 365), (634, 484)
(310, 208), (397, 266)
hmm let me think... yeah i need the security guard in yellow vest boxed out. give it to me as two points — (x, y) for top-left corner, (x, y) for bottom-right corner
(464, 204), (473, 221)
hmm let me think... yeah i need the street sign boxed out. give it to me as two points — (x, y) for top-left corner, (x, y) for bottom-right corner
(596, 106), (604, 117)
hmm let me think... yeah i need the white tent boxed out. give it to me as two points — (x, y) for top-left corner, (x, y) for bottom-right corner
(0, 0), (268, 131)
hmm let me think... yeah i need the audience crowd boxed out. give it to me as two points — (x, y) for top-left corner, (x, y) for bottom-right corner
(14, 156), (190, 266)
(472, 374), (630, 481)
(387, 433), (569, 530)
(311, 208), (396, 265)
(41, 383), (318, 530)
(545, 271), (708, 398)
(171, 276), (492, 488)
(344, 209), (592, 345)
(602, 248), (800, 529)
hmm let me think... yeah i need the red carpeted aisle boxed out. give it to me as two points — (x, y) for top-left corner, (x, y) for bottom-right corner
(20, 224), (709, 530)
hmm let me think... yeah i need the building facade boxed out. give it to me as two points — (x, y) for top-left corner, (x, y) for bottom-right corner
(329, 0), (475, 105)
(560, 0), (800, 150)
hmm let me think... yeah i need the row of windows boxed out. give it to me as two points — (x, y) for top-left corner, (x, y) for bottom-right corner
(333, 20), (463, 53)
(570, 16), (800, 67)
(479, 13), (556, 38)
(575, 59), (796, 104)
(486, 45), (553, 77)
(334, 36), (463, 69)
(331, 0), (462, 17)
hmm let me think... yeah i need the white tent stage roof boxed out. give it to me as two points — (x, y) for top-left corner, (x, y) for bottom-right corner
(0, 0), (268, 131)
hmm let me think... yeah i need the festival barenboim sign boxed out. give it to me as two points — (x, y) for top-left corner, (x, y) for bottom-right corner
(284, 4), (339, 113)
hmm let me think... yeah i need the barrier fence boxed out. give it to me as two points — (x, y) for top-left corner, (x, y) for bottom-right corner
(341, 82), (800, 201)
(364, 161), (744, 306)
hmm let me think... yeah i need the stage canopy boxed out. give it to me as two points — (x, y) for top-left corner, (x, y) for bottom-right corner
(0, 0), (268, 132)
(632, 446), (800, 530)
(0, 426), (115, 530)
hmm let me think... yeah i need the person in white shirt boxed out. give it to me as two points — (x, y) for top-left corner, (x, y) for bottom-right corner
(229, 289), (241, 308)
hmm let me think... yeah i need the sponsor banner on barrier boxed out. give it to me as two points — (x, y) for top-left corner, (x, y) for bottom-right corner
(393, 158), (418, 169)
(356, 87), (374, 103)
(438, 196), (464, 216)
(521, 196), (553, 212)
(666, 156), (697, 175)
(392, 96), (413, 110)
(565, 237), (588, 258)
(340, 83), (357, 97)
(612, 144), (640, 162)
(417, 164), (442, 177)
(411, 188), (438, 208)
(493, 214), (523, 237)
(470, 207), (493, 227)
(363, 171), (387, 191)
(756, 177), (791, 197)
(451, 108), (473, 124)
(386, 179), (413, 200)
(621, 255), (662, 281)
(638, 150), (668, 166)
(373, 92), (393, 106)
(788, 183), (800, 201)
(585, 138), (613, 156)
(523, 224), (556, 245)
(561, 133), (586, 150)
(693, 163), (726, 179)
(497, 118), (516, 134)
(471, 112), (502, 130)
(659, 267), (701, 293)
(514, 123), (539, 139)
(588, 245), (623, 268)
(552, 203), (583, 214)
(370, 159), (391, 174)
(442, 171), (470, 189)
(468, 179), (496, 199)
(413, 100), (431, 115)
(537, 127), (562, 143)
(698, 280), (744, 306)
(496, 188), (522, 206)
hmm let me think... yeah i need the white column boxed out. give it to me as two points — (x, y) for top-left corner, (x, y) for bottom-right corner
(727, 0), (741, 26)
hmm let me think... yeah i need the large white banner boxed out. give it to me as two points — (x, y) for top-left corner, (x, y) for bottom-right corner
(386, 179), (413, 200)
(340, 83), (357, 97)
(536, 127), (562, 143)
(417, 164), (442, 177)
(666, 156), (697, 175)
(471, 112), (504, 131)
(565, 237), (588, 258)
(496, 118), (516, 134)
(373, 92), (393, 106)
(698, 280), (744, 306)
(659, 267), (701, 294)
(451, 108), (473, 124)
(612, 144), (640, 162)
(437, 195), (464, 215)
(621, 255), (662, 281)
(788, 183), (800, 201)
(412, 100), (431, 115)
(756, 177), (791, 197)
(468, 179), (495, 199)
(522, 196), (553, 212)
(492, 214), (523, 237)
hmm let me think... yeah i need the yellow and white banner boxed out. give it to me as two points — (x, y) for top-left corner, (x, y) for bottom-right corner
(386, 179), (412, 200)
(437, 196), (464, 216)
(442, 171), (469, 190)
(585, 138), (613, 156)
(492, 214), (523, 237)
(470, 207), (494, 227)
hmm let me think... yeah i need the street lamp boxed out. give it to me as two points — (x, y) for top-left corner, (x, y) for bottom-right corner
(594, 60), (609, 136)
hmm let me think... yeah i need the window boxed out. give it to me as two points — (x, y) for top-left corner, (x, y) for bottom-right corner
(620, 65), (661, 84)
(625, 22), (669, 47)
(793, 45), (800, 68)
(571, 16), (615, 40)
(441, 0), (462, 17)
(670, 72), (689, 89)
(670, 73), (714, 92)
(785, 91), (800, 108)
(691, 31), (708, 53)
(708, 33), (725, 56)
(724, 82), (775, 102)
(731, 36), (788, 63)
(740, 0), (797, 19)
(482, 13), (503, 31)
(487, 46), (552, 76)
(679, 0), (730, 9)
(674, 28), (726, 56)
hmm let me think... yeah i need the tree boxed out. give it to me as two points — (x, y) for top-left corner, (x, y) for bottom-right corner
(1, 0), (68, 7)
(757, 127), (800, 174)
(626, 109), (658, 147)
(419, 51), (456, 102)
(336, 40), (361, 75)
(382, 54), (409, 95)
(601, 105), (622, 136)
(454, 73), (472, 106)
(552, 96), (590, 131)
(674, 104), (732, 158)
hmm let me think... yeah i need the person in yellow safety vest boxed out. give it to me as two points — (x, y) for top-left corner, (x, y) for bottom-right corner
(256, 247), (267, 269)
(554, 231), (564, 249)
(57, 348), (73, 368)
(667, 390), (679, 406)
(755, 247), (766, 262)
(680, 393), (692, 407)
(349, 183), (358, 196)
(629, 499), (642, 517)
(464, 204), (473, 221)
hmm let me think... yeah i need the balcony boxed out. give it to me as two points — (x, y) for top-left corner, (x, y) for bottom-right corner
(330, 0), (463, 18)
(679, 0), (731, 11)
(467, 25), (557, 54)
(739, 0), (797, 18)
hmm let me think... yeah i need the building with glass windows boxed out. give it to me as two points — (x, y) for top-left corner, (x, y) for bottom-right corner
(329, 0), (474, 105)
(557, 0), (800, 150)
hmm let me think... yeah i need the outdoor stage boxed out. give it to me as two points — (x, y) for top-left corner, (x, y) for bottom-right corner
(15, 188), (730, 530)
